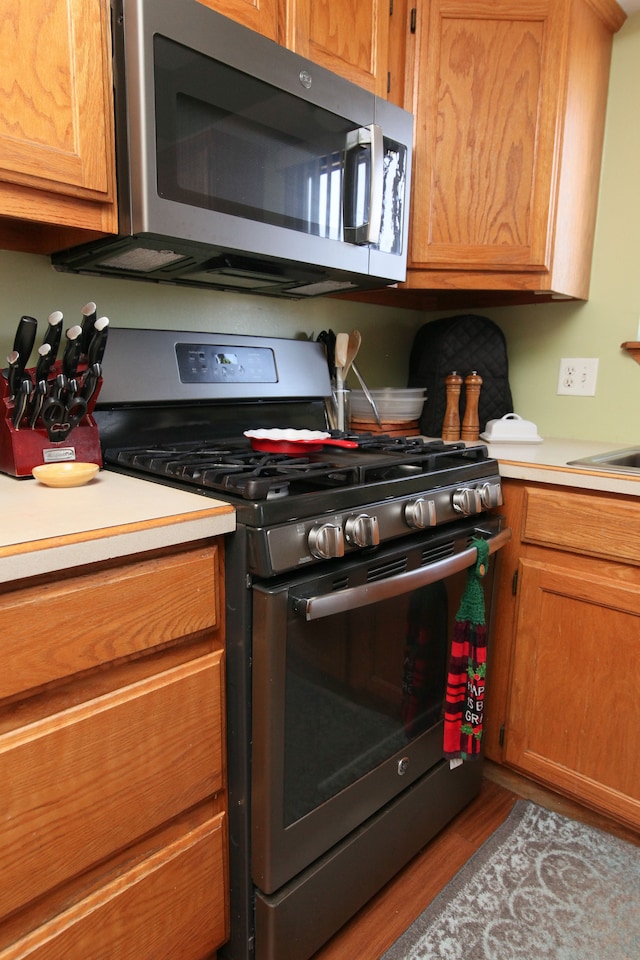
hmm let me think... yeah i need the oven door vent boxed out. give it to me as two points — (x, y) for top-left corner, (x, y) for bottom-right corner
(366, 557), (408, 582)
(420, 540), (456, 566)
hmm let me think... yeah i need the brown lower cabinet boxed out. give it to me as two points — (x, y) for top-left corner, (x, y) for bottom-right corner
(0, 543), (228, 959)
(487, 479), (640, 832)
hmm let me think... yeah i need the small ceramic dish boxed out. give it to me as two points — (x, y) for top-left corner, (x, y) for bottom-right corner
(480, 413), (542, 443)
(32, 462), (100, 487)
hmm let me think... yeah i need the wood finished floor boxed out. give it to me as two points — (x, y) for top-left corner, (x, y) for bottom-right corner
(310, 762), (639, 960)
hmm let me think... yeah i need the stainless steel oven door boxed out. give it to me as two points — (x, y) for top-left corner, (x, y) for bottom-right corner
(250, 517), (509, 895)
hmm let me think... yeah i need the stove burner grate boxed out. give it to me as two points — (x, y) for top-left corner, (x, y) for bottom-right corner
(111, 443), (362, 500)
(106, 436), (491, 503)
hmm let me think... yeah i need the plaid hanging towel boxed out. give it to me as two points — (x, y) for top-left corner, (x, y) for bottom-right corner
(443, 537), (490, 761)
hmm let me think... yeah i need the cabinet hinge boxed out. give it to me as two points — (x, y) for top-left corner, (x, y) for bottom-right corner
(511, 568), (519, 595)
(499, 724), (505, 747)
(389, 0), (393, 15)
(387, 71), (391, 94)
(410, 7), (417, 33)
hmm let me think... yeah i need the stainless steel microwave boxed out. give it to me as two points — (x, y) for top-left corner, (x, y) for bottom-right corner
(52, 0), (414, 299)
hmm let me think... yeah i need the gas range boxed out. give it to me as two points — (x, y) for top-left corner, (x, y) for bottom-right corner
(94, 328), (508, 960)
(94, 329), (502, 576)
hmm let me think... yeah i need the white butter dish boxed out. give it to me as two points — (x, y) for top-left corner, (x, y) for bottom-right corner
(480, 413), (542, 443)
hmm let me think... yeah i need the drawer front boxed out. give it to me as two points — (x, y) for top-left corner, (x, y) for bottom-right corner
(0, 651), (224, 921)
(0, 813), (228, 960)
(522, 487), (640, 565)
(0, 545), (220, 699)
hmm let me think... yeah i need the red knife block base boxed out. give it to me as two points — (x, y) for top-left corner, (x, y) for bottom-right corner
(0, 416), (103, 478)
(0, 367), (103, 478)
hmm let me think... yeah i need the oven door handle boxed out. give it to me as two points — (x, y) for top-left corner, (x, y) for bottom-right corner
(290, 527), (512, 621)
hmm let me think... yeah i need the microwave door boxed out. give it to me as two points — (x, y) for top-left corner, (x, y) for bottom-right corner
(154, 36), (365, 248)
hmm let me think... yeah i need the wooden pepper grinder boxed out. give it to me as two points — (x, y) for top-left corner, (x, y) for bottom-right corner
(442, 371), (463, 440)
(461, 370), (483, 441)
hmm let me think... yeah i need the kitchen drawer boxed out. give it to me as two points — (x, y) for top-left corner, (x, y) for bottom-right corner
(0, 812), (228, 960)
(0, 545), (220, 700)
(0, 650), (224, 921)
(522, 487), (640, 566)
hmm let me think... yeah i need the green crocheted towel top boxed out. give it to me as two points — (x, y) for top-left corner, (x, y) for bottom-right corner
(455, 537), (489, 626)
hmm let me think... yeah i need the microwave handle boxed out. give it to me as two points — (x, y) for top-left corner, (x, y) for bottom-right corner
(290, 527), (512, 621)
(343, 123), (384, 245)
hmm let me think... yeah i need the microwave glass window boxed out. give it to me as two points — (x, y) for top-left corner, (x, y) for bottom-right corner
(155, 35), (357, 241)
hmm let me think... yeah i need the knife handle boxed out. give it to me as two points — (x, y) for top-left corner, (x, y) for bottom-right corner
(87, 316), (109, 366)
(62, 325), (83, 380)
(12, 316), (38, 372)
(53, 373), (67, 401)
(81, 362), (102, 404)
(43, 311), (64, 363)
(28, 380), (48, 429)
(34, 343), (54, 385)
(12, 377), (32, 429)
(80, 301), (97, 357)
(6, 350), (20, 398)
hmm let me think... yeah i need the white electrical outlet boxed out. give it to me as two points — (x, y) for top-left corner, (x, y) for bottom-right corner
(557, 358), (599, 396)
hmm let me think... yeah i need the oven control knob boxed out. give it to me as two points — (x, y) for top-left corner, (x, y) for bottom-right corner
(344, 513), (380, 548)
(452, 486), (482, 516)
(308, 522), (345, 560)
(404, 497), (437, 529)
(479, 481), (503, 509)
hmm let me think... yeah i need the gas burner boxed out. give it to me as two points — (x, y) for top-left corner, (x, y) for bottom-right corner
(105, 435), (495, 516)
(348, 434), (464, 455)
(111, 443), (365, 500)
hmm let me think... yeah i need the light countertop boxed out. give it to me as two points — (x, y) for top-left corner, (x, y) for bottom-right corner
(483, 437), (640, 495)
(0, 469), (235, 584)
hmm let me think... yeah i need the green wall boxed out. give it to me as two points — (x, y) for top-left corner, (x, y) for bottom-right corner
(0, 13), (637, 443)
(0, 250), (424, 394)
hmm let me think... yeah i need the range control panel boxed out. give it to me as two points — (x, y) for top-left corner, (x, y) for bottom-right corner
(176, 343), (278, 384)
(250, 476), (503, 575)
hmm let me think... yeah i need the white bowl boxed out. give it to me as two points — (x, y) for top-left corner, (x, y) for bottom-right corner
(350, 388), (426, 423)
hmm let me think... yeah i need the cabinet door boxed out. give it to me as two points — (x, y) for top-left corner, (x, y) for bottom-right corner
(196, 0), (278, 40)
(285, 0), (391, 96)
(505, 554), (640, 829)
(409, 0), (562, 273)
(0, 0), (116, 224)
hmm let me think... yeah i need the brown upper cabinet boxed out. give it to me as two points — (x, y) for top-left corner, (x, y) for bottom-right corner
(401, 0), (627, 302)
(196, 0), (279, 41)
(201, 0), (392, 96)
(0, 0), (117, 254)
(283, 0), (392, 96)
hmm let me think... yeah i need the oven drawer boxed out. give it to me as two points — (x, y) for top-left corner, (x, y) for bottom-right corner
(0, 650), (225, 923)
(0, 545), (221, 700)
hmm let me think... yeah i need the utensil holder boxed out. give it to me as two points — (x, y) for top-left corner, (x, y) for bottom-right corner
(332, 387), (351, 432)
(0, 362), (103, 477)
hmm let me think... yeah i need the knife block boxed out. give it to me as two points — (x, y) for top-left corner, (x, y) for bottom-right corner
(0, 362), (103, 478)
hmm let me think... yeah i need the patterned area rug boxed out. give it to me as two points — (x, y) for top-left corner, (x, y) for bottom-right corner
(381, 800), (640, 960)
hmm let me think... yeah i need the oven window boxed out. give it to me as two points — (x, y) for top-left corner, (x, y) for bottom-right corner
(283, 582), (449, 826)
